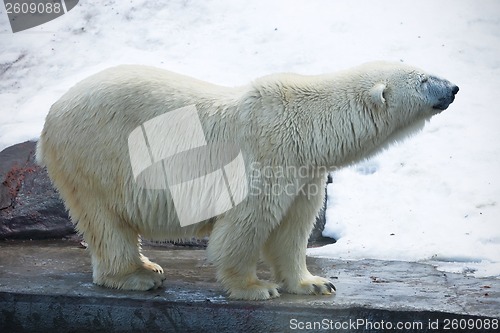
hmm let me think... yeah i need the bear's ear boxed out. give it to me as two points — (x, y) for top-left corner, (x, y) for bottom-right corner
(369, 83), (386, 107)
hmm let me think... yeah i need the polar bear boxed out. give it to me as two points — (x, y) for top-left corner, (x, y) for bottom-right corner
(37, 62), (458, 300)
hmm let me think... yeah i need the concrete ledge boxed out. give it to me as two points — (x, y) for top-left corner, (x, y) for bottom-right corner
(0, 240), (498, 332)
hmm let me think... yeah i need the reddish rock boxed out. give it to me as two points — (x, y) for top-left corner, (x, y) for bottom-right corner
(0, 141), (75, 239)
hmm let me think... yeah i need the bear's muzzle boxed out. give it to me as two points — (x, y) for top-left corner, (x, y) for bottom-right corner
(432, 82), (459, 111)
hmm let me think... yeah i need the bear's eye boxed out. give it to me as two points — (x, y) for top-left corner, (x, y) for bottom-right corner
(421, 76), (429, 83)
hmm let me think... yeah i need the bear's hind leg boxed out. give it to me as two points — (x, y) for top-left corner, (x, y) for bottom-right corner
(78, 209), (165, 291)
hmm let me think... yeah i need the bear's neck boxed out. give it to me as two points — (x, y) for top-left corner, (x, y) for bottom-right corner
(260, 75), (393, 170)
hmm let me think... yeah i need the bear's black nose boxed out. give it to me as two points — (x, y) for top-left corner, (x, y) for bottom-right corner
(452, 85), (459, 95)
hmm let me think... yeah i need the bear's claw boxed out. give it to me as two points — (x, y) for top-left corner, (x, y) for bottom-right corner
(313, 282), (337, 295)
(313, 282), (335, 294)
(284, 275), (336, 296)
(142, 261), (164, 274)
(140, 255), (164, 274)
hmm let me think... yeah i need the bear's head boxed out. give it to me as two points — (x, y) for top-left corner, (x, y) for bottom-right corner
(363, 61), (459, 121)
(332, 61), (459, 163)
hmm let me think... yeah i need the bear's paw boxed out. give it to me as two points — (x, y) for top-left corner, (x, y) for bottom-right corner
(228, 280), (280, 301)
(95, 266), (166, 291)
(140, 255), (164, 274)
(285, 274), (336, 296)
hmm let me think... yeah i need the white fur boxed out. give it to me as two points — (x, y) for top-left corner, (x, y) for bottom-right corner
(37, 62), (453, 300)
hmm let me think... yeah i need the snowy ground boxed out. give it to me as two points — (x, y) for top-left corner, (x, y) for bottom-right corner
(1, 0), (499, 277)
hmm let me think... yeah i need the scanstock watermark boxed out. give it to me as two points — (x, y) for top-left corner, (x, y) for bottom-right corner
(3, 0), (79, 33)
(128, 105), (248, 227)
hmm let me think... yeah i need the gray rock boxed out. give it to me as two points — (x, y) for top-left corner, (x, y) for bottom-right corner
(0, 141), (75, 239)
(308, 173), (336, 247)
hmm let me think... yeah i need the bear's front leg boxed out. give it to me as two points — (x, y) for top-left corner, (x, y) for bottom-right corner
(262, 177), (336, 296)
(207, 215), (280, 300)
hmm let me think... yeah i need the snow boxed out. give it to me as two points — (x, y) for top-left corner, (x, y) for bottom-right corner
(1, 0), (499, 277)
